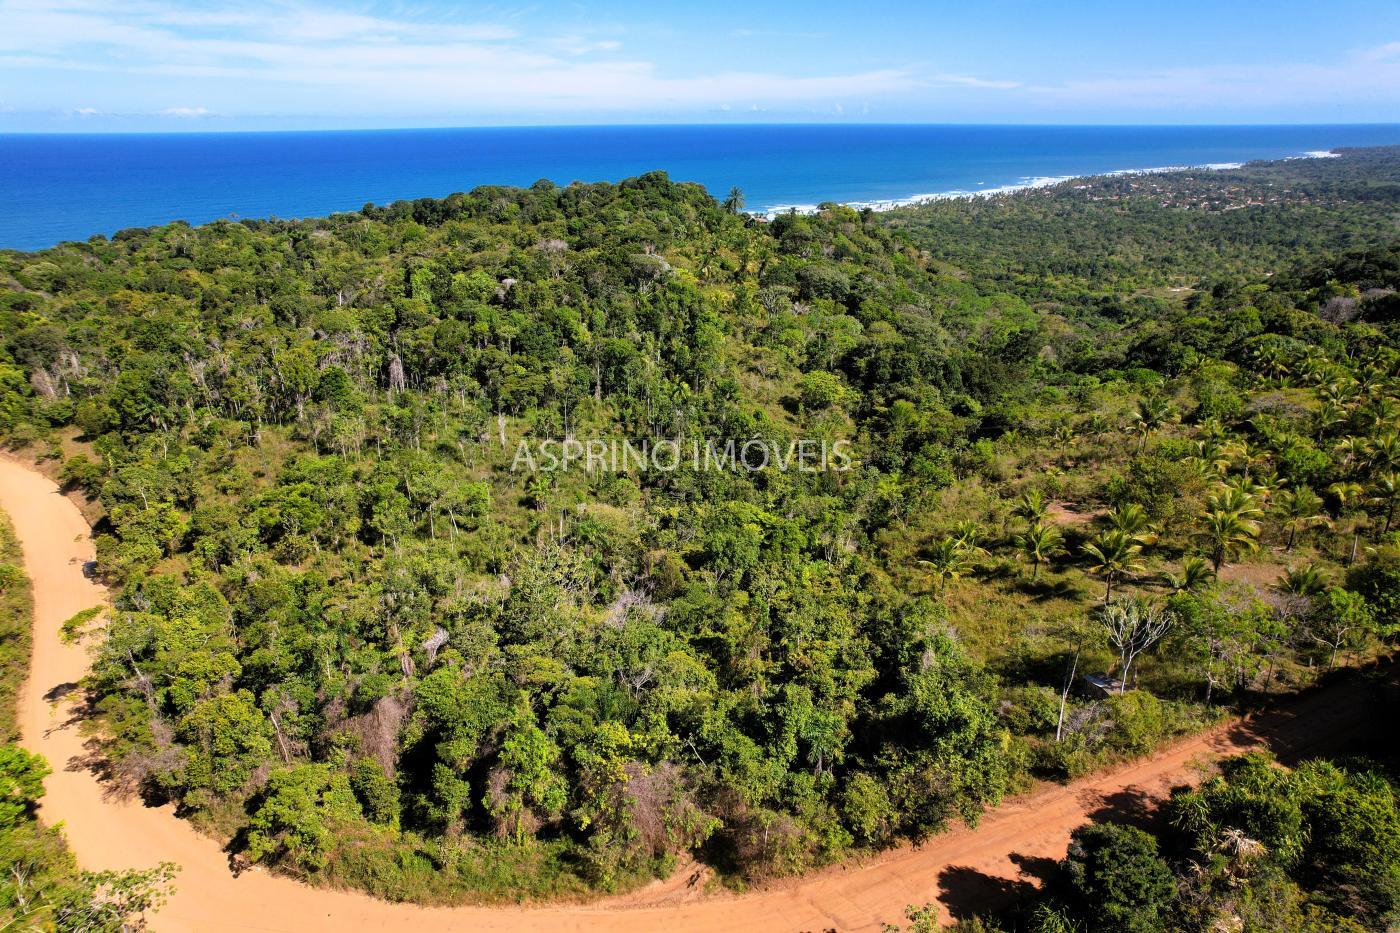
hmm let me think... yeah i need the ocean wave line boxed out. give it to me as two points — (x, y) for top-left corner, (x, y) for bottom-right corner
(754, 149), (1336, 218)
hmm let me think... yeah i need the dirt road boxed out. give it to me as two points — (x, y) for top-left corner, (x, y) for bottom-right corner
(0, 454), (1378, 932)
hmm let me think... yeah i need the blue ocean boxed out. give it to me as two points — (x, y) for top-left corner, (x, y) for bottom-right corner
(4, 123), (1400, 252)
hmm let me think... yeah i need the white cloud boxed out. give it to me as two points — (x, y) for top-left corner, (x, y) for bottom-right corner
(6, 0), (1389, 122)
(0, 0), (920, 115)
(932, 73), (1020, 90)
(1022, 41), (1400, 112)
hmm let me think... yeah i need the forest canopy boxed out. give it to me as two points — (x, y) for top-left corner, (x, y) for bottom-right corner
(2, 149), (1399, 916)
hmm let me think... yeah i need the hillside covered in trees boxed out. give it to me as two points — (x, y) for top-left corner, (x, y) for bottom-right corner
(1, 148), (1399, 926)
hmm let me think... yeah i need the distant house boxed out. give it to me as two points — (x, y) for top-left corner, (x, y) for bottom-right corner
(1083, 673), (1123, 697)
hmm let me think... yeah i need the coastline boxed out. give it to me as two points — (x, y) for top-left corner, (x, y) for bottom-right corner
(754, 147), (1341, 218)
(7, 125), (1397, 253)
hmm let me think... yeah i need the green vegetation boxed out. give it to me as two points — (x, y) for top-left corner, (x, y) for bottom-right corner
(0, 514), (33, 742)
(0, 512), (176, 929)
(921, 738), (1400, 932)
(1, 147), (1398, 908)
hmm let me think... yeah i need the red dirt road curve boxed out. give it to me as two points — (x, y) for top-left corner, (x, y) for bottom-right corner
(0, 454), (1378, 932)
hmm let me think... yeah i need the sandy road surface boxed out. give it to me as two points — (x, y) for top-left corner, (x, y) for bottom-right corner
(0, 454), (1380, 932)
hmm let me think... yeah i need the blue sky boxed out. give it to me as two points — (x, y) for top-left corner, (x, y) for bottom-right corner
(2, 0), (1399, 131)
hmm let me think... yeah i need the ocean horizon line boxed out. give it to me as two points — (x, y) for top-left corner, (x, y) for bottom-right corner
(5, 120), (1400, 138)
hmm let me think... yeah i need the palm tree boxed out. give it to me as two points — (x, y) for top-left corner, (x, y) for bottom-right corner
(1197, 417), (1228, 442)
(1164, 555), (1213, 594)
(1333, 436), (1369, 476)
(1369, 472), (1400, 535)
(1274, 486), (1330, 551)
(1017, 521), (1062, 581)
(951, 520), (988, 555)
(1012, 488), (1048, 525)
(1277, 564), (1329, 597)
(1225, 438), (1266, 481)
(1297, 350), (1331, 387)
(1313, 401), (1347, 440)
(1197, 508), (1260, 574)
(1181, 455), (1217, 482)
(1251, 470), (1285, 505)
(1356, 364), (1389, 397)
(1253, 343), (1292, 384)
(1368, 431), (1400, 474)
(1363, 396), (1400, 432)
(1131, 397), (1172, 451)
(1320, 378), (1359, 408)
(1327, 480), (1366, 564)
(1193, 438), (1231, 476)
(1084, 413), (1113, 438)
(919, 536), (972, 596)
(1215, 828), (1267, 880)
(1106, 503), (1157, 547)
(1207, 482), (1264, 517)
(1082, 530), (1145, 602)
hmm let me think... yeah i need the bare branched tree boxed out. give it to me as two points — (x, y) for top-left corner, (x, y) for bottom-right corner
(1096, 598), (1175, 693)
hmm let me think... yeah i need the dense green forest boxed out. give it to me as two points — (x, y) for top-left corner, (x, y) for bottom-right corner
(1, 147), (1399, 924)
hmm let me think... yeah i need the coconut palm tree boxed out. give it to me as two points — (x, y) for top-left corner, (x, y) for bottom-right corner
(1274, 486), (1330, 551)
(1197, 508), (1260, 575)
(1250, 469), (1285, 505)
(1082, 530), (1145, 602)
(1215, 828), (1267, 880)
(1084, 413), (1113, 439)
(1253, 343), (1291, 384)
(1277, 564), (1329, 597)
(1225, 438), (1267, 481)
(951, 520), (988, 555)
(1356, 364), (1390, 397)
(1368, 472), (1400, 535)
(1012, 488), (1048, 525)
(1164, 556), (1214, 595)
(1017, 521), (1062, 581)
(1333, 435), (1369, 476)
(1319, 378), (1359, 409)
(1106, 503), (1157, 547)
(1313, 401), (1348, 440)
(1368, 430), (1400, 475)
(919, 536), (972, 596)
(1193, 438), (1231, 476)
(1131, 397), (1173, 451)
(1363, 396), (1400, 432)
(1207, 484), (1264, 520)
(1327, 480), (1366, 564)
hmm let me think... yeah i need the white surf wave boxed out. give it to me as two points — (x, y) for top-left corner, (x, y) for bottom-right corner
(755, 149), (1338, 219)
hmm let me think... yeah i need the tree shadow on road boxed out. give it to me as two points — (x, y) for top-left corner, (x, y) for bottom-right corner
(1009, 851), (1058, 884)
(937, 865), (1037, 920)
(1080, 784), (1162, 830)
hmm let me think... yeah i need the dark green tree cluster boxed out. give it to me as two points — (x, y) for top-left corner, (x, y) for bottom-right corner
(954, 751), (1400, 933)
